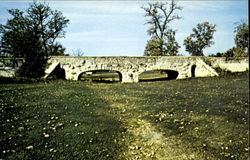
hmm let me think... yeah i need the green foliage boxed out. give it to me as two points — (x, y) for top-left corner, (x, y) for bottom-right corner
(144, 37), (163, 56)
(217, 22), (248, 58)
(0, 8), (42, 58)
(234, 22), (249, 52)
(144, 30), (180, 56)
(209, 52), (223, 57)
(165, 29), (180, 56)
(184, 22), (216, 56)
(16, 57), (48, 78)
(209, 46), (247, 57)
(50, 43), (66, 56)
(142, 0), (182, 56)
(209, 21), (248, 58)
(223, 46), (247, 57)
(214, 67), (233, 76)
(0, 2), (69, 78)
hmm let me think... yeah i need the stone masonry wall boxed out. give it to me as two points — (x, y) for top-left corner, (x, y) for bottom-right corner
(0, 56), (248, 83)
(45, 56), (248, 83)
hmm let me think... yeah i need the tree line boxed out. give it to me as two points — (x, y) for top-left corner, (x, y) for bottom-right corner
(142, 0), (248, 57)
(0, 2), (69, 78)
(0, 1), (248, 79)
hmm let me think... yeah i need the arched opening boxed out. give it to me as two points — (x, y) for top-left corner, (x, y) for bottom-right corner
(191, 65), (196, 77)
(78, 70), (122, 83)
(47, 65), (65, 79)
(139, 70), (179, 82)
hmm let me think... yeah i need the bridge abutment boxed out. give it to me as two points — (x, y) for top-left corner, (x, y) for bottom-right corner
(121, 72), (139, 83)
(64, 68), (79, 80)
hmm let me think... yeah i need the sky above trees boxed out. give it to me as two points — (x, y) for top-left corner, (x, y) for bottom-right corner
(0, 1), (248, 56)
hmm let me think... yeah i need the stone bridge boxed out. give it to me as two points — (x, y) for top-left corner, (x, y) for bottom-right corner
(43, 56), (248, 83)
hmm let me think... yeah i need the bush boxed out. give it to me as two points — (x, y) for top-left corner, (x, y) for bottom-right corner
(214, 67), (249, 77)
(214, 67), (233, 76)
(15, 57), (48, 78)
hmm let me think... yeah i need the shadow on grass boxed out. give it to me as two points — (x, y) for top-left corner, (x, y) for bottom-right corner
(0, 81), (125, 159)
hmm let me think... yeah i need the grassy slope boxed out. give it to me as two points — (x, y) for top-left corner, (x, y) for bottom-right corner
(0, 73), (249, 160)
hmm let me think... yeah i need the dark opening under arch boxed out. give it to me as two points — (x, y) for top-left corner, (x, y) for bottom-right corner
(139, 70), (179, 82)
(78, 70), (122, 83)
(191, 65), (196, 77)
(47, 65), (65, 79)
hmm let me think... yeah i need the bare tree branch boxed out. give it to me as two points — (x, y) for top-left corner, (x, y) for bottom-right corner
(142, 0), (182, 56)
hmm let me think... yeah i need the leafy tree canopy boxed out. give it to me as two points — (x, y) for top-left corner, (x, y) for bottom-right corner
(183, 22), (216, 56)
(0, 2), (69, 78)
(210, 21), (248, 57)
(234, 21), (249, 53)
(0, 2), (69, 58)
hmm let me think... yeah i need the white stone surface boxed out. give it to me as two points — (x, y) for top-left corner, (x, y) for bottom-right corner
(45, 56), (248, 83)
(0, 56), (248, 83)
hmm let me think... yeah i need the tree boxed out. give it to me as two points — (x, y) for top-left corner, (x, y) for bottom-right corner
(234, 21), (248, 55)
(219, 21), (248, 57)
(72, 49), (84, 56)
(0, 9), (37, 58)
(223, 47), (246, 57)
(183, 22), (216, 56)
(208, 52), (223, 57)
(142, 0), (182, 56)
(165, 29), (180, 56)
(50, 43), (66, 56)
(0, 2), (69, 78)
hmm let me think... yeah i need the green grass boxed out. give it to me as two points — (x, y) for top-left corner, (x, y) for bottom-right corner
(0, 72), (249, 159)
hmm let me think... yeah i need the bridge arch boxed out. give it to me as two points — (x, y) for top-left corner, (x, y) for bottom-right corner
(191, 65), (196, 77)
(77, 69), (122, 82)
(138, 69), (179, 82)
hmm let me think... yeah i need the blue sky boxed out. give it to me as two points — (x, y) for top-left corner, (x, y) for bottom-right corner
(0, 1), (248, 56)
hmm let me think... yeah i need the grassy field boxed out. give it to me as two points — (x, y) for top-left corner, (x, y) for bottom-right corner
(0, 72), (249, 160)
